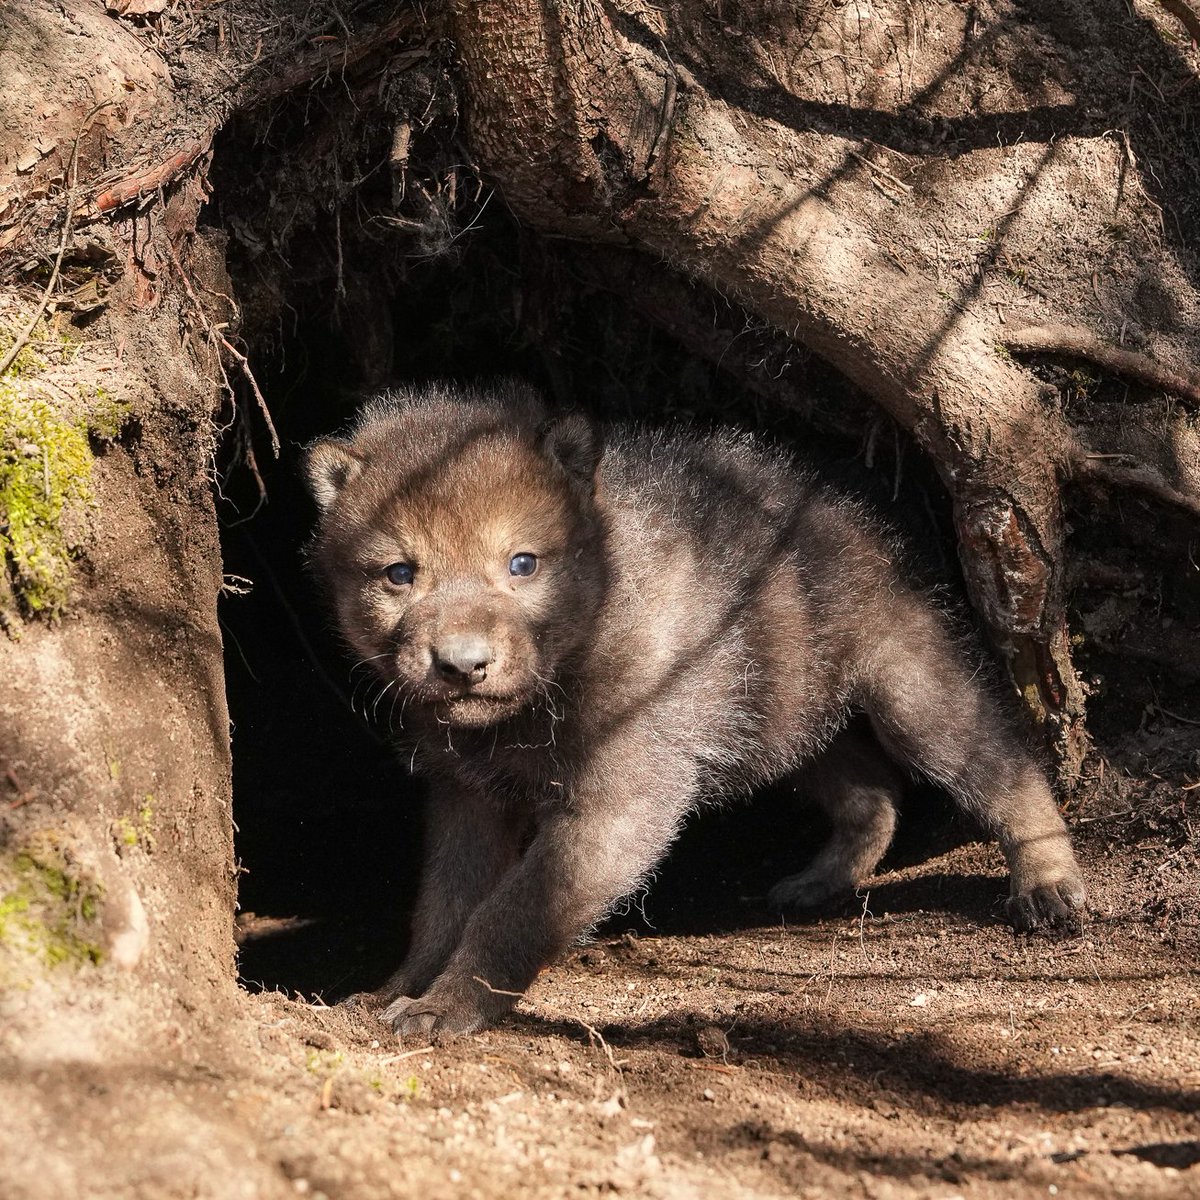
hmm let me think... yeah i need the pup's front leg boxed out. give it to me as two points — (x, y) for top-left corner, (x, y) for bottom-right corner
(381, 741), (693, 1039)
(370, 775), (521, 1008)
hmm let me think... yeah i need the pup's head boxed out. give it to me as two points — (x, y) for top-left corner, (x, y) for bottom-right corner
(304, 383), (605, 729)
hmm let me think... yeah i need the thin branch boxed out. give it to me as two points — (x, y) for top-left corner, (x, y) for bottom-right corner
(93, 138), (211, 213)
(848, 148), (913, 194)
(1005, 324), (1200, 406)
(0, 101), (114, 377)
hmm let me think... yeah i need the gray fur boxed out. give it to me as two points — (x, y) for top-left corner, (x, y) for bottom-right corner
(304, 381), (1086, 1040)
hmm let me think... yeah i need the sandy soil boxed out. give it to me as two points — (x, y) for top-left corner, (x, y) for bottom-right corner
(3, 823), (1197, 1200)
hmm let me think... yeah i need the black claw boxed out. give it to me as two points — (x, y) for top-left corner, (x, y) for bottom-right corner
(1006, 894), (1040, 933)
(1007, 884), (1085, 937)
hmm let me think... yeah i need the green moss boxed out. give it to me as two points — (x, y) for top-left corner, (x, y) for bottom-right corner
(0, 327), (47, 379)
(113, 818), (139, 848)
(0, 308), (134, 625)
(0, 845), (104, 982)
(0, 384), (94, 619)
(112, 795), (155, 854)
(84, 388), (132, 443)
(306, 1049), (345, 1075)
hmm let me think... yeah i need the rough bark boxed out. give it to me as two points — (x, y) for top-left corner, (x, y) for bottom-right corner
(446, 0), (1200, 778)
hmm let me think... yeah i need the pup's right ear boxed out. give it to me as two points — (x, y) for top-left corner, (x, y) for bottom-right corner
(304, 439), (364, 512)
(538, 412), (602, 494)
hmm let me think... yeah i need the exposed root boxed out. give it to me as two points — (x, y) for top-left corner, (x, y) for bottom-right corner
(93, 138), (213, 214)
(1154, 0), (1200, 45)
(1005, 324), (1200, 406)
(163, 236), (280, 459)
(239, 12), (423, 107)
(1069, 448), (1200, 520)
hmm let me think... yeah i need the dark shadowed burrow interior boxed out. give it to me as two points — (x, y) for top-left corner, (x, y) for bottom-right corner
(210, 188), (991, 1003)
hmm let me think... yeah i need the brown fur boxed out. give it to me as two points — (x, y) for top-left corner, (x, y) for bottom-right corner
(305, 381), (1086, 1039)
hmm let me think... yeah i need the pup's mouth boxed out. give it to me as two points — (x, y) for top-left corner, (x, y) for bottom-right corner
(433, 691), (527, 727)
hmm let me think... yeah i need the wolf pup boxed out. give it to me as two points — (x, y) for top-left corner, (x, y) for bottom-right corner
(305, 381), (1085, 1039)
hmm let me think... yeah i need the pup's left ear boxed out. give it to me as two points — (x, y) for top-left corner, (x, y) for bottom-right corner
(304, 438), (365, 512)
(539, 412), (602, 493)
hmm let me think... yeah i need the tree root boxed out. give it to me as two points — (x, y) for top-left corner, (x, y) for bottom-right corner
(1069, 449), (1200, 520)
(162, 236), (279, 460)
(93, 138), (212, 214)
(1005, 324), (1200, 406)
(1154, 0), (1200, 45)
(238, 12), (423, 107)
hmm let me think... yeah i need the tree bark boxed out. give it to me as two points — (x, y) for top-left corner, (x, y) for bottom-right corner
(447, 0), (1200, 779)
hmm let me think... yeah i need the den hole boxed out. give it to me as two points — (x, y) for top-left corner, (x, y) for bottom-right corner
(214, 204), (974, 1003)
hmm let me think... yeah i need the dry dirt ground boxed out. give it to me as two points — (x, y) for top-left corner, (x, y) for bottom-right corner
(3, 819), (1198, 1200)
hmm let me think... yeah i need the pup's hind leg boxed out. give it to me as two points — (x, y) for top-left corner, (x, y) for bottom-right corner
(860, 594), (1085, 931)
(768, 728), (903, 911)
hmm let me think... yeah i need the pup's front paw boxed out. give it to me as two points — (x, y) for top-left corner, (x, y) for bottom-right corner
(379, 981), (500, 1042)
(1006, 875), (1086, 935)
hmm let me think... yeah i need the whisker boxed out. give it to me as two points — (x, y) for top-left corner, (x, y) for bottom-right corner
(387, 682), (411, 736)
(371, 677), (400, 723)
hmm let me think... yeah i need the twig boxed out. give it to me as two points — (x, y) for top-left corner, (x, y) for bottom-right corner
(377, 1045), (433, 1064)
(1005, 324), (1200, 406)
(645, 42), (679, 177)
(575, 1017), (625, 1072)
(472, 976), (524, 997)
(1071, 450), (1200, 520)
(849, 148), (913, 194)
(1151, 703), (1200, 728)
(0, 100), (114, 378)
(163, 237), (280, 458)
(1076, 809), (1135, 825)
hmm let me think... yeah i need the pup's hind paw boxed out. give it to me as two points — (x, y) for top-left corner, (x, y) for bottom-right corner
(767, 869), (852, 911)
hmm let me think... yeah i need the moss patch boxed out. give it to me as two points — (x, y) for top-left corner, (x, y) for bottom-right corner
(0, 327), (46, 379)
(0, 842), (104, 984)
(112, 794), (156, 855)
(0, 385), (94, 619)
(0, 333), (132, 623)
(86, 387), (131, 443)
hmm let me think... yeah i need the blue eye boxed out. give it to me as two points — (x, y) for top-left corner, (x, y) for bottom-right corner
(384, 562), (414, 586)
(509, 553), (538, 577)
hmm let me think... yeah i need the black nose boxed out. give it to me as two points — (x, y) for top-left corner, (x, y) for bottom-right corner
(432, 635), (493, 685)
